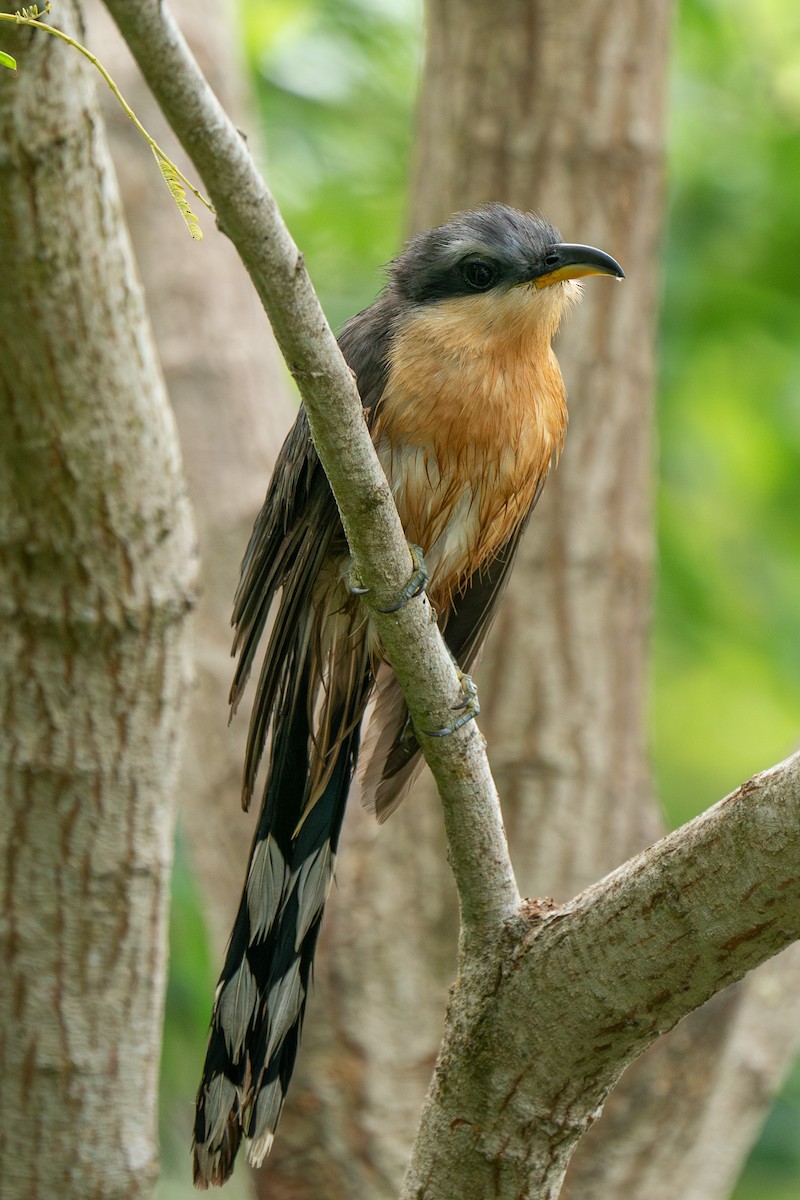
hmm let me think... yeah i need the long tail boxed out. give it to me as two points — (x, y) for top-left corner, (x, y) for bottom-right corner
(192, 664), (369, 1187)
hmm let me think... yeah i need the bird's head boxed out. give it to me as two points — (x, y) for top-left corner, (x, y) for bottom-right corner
(389, 204), (623, 344)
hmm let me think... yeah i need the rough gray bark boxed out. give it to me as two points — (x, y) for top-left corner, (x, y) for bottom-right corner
(401, 753), (800, 1199)
(563, 947), (800, 1200)
(0, 7), (196, 1200)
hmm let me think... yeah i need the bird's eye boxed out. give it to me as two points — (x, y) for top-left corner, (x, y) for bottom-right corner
(461, 257), (498, 291)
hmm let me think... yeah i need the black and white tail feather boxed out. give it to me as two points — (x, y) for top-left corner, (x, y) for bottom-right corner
(192, 421), (374, 1184)
(192, 440), (529, 1186)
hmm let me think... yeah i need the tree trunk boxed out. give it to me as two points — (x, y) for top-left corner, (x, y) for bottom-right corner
(411, 0), (666, 885)
(0, 7), (196, 1200)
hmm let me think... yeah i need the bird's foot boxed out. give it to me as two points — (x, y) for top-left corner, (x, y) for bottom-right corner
(425, 670), (480, 737)
(378, 544), (429, 612)
(346, 568), (370, 596)
(347, 544), (429, 612)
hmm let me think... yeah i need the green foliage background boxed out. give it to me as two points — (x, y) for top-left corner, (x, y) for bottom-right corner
(157, 0), (800, 1195)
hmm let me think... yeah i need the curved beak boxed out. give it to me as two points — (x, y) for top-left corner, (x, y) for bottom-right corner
(532, 243), (625, 289)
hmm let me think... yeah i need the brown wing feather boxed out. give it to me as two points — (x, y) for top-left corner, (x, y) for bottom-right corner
(230, 294), (401, 809)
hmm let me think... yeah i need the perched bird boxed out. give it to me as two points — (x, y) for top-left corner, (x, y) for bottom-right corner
(192, 204), (623, 1187)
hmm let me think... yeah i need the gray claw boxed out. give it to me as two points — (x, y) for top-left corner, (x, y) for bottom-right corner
(376, 544), (429, 614)
(424, 671), (480, 737)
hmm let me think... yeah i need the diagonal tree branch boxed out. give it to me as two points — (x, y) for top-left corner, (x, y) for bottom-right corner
(99, 0), (520, 935)
(401, 753), (800, 1198)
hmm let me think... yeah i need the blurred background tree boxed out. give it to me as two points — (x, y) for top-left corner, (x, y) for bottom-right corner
(146, 0), (800, 1195)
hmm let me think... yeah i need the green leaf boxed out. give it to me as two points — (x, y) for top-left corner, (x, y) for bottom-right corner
(0, 49), (17, 70)
(153, 151), (203, 241)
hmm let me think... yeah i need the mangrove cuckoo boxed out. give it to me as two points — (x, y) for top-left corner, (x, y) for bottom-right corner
(192, 204), (623, 1186)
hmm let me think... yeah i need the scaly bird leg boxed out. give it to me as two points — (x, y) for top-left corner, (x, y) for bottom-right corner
(424, 669), (480, 737)
(346, 543), (429, 613)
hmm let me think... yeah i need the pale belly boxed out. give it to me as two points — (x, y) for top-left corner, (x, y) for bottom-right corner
(375, 437), (543, 612)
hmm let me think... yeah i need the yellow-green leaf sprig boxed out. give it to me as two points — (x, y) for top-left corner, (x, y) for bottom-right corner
(0, 3), (214, 239)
